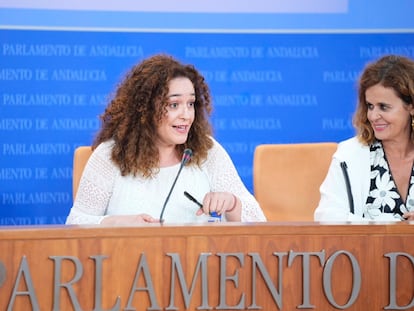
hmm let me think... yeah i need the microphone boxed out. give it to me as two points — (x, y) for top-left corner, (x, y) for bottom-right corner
(159, 148), (193, 223)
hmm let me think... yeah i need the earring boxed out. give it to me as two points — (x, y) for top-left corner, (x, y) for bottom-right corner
(412, 115), (414, 131)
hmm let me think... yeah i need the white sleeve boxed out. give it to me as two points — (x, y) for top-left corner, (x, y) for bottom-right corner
(204, 139), (267, 222)
(314, 150), (401, 223)
(314, 157), (367, 222)
(65, 142), (117, 224)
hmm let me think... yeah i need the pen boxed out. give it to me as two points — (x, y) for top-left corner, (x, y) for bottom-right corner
(184, 191), (221, 220)
(184, 191), (203, 208)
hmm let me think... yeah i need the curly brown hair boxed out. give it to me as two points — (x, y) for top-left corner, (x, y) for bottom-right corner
(353, 54), (414, 145)
(93, 54), (214, 177)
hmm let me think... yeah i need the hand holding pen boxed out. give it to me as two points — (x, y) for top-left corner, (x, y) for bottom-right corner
(184, 191), (221, 219)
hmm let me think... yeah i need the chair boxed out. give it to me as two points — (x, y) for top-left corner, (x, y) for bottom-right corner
(72, 146), (93, 200)
(253, 142), (337, 221)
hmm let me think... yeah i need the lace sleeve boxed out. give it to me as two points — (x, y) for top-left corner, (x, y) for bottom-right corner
(204, 138), (267, 222)
(65, 142), (117, 224)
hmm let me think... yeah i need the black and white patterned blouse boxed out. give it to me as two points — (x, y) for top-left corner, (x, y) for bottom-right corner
(364, 141), (414, 220)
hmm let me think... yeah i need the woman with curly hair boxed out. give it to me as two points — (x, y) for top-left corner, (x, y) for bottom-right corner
(66, 54), (266, 224)
(314, 54), (414, 222)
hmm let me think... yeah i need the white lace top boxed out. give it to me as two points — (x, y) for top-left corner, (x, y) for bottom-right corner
(66, 138), (266, 224)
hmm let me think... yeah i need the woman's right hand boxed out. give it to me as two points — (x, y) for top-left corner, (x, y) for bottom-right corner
(100, 214), (160, 225)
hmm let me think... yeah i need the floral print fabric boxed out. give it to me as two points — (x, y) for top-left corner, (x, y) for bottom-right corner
(365, 141), (414, 220)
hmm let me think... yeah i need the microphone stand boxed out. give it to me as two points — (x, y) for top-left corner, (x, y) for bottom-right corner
(159, 149), (192, 223)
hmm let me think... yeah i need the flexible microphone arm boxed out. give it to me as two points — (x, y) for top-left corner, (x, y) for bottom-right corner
(159, 149), (192, 223)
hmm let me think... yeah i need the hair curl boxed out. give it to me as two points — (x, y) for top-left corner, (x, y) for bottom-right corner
(93, 54), (214, 177)
(353, 54), (414, 145)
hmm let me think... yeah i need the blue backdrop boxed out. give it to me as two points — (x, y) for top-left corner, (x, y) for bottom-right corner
(1, 1), (414, 225)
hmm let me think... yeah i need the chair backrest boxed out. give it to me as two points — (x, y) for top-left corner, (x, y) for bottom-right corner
(72, 146), (93, 200)
(253, 142), (337, 221)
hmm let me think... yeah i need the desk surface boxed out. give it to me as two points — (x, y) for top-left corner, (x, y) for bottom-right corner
(1, 220), (413, 238)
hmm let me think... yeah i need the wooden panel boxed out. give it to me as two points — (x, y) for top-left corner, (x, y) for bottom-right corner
(0, 222), (413, 310)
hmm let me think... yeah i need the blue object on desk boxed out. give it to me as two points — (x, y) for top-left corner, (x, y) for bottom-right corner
(208, 212), (222, 222)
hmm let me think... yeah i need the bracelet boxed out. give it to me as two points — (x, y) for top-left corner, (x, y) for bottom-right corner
(226, 194), (238, 213)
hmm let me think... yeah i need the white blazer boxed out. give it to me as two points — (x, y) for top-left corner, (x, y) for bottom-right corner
(314, 137), (401, 222)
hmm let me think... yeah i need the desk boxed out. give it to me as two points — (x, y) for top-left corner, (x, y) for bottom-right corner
(0, 222), (413, 310)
